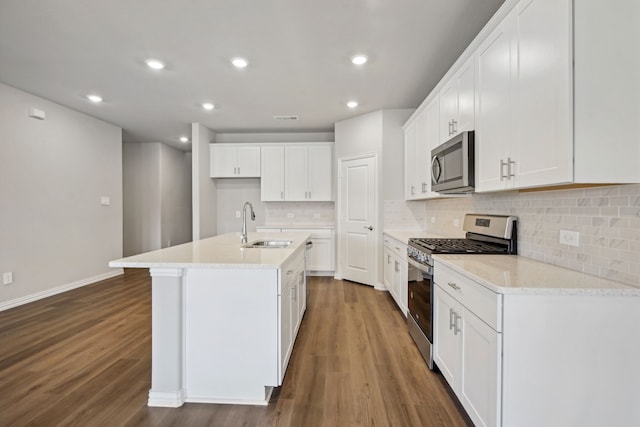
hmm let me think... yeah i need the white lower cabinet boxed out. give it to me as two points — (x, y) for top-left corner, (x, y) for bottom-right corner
(434, 258), (640, 427)
(383, 236), (408, 316)
(279, 248), (306, 381)
(434, 262), (501, 427)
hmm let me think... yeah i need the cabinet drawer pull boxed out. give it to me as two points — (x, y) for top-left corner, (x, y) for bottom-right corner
(447, 282), (461, 291)
(500, 159), (508, 180)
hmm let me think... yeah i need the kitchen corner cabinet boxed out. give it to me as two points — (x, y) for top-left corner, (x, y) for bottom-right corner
(260, 143), (333, 202)
(210, 144), (261, 178)
(382, 235), (408, 316)
(439, 56), (475, 143)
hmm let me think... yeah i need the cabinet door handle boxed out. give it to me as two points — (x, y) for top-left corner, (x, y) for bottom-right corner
(387, 254), (391, 263)
(237, 167), (240, 175)
(452, 119), (458, 134)
(507, 157), (515, 178)
(411, 185), (415, 195)
(394, 261), (399, 272)
(448, 120), (453, 136)
(453, 313), (462, 335)
(286, 270), (294, 275)
(421, 182), (427, 193)
(308, 191), (311, 199)
(449, 308), (455, 330)
(447, 282), (461, 291)
(281, 191), (284, 199)
(500, 159), (508, 180)
(410, 291), (413, 299)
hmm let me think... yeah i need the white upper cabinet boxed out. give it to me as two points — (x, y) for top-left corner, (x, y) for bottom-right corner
(408, 0), (640, 194)
(404, 94), (450, 200)
(260, 145), (285, 201)
(210, 144), (261, 178)
(476, 0), (572, 192)
(306, 144), (333, 201)
(403, 120), (418, 199)
(261, 143), (333, 202)
(439, 57), (475, 143)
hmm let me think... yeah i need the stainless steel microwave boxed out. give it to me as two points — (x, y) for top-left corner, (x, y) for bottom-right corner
(431, 130), (474, 193)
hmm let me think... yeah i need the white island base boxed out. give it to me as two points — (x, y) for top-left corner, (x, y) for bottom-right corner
(110, 233), (308, 408)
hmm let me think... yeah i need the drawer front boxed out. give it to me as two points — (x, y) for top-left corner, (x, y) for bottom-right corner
(434, 262), (502, 332)
(383, 237), (407, 261)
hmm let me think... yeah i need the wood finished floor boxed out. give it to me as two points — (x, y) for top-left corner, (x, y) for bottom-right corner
(0, 269), (470, 427)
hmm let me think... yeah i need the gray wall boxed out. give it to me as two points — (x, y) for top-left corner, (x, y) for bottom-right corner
(334, 109), (414, 286)
(123, 142), (192, 256)
(0, 82), (122, 308)
(192, 123), (217, 240)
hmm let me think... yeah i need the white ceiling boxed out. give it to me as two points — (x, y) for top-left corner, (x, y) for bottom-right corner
(0, 0), (504, 150)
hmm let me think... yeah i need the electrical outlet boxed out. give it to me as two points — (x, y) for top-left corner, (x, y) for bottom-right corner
(287, 213), (295, 219)
(100, 196), (110, 206)
(3, 272), (13, 285)
(235, 210), (241, 218)
(559, 230), (579, 247)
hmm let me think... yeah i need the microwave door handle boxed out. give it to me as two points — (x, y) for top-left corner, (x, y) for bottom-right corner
(431, 156), (441, 184)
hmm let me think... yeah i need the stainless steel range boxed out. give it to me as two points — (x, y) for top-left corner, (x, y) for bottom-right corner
(406, 214), (518, 369)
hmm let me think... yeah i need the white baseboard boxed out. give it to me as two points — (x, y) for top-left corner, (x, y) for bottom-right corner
(374, 282), (387, 291)
(0, 269), (124, 312)
(148, 389), (186, 408)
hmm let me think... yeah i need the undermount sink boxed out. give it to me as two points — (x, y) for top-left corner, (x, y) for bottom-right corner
(242, 239), (293, 249)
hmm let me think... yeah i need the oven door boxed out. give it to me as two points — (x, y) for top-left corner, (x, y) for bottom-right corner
(407, 256), (434, 369)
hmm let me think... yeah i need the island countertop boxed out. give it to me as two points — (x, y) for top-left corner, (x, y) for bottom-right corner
(109, 232), (311, 269)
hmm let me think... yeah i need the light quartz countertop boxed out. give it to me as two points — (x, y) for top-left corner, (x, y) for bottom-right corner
(435, 254), (640, 296)
(109, 232), (310, 269)
(383, 230), (447, 245)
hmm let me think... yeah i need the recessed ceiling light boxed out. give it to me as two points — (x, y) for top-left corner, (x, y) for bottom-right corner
(145, 59), (165, 70)
(179, 136), (189, 143)
(202, 102), (215, 111)
(351, 55), (368, 65)
(347, 101), (358, 109)
(231, 57), (249, 68)
(87, 94), (103, 103)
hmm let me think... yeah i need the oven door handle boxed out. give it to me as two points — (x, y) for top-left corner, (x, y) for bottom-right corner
(407, 257), (432, 275)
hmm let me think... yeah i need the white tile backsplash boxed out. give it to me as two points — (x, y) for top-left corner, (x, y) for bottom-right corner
(263, 201), (335, 226)
(383, 200), (426, 230)
(424, 184), (640, 287)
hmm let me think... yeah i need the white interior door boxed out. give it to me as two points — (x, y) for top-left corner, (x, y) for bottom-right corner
(339, 155), (376, 286)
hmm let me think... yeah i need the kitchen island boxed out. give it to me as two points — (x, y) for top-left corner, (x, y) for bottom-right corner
(109, 232), (310, 407)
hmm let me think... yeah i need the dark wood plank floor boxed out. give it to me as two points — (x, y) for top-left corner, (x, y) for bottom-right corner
(0, 269), (470, 427)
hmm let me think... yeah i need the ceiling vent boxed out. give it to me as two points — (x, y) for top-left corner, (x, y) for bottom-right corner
(273, 115), (298, 121)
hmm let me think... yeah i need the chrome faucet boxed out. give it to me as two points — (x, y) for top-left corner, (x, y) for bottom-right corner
(241, 201), (256, 244)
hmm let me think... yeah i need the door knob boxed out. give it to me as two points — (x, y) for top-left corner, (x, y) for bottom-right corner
(364, 226), (373, 231)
